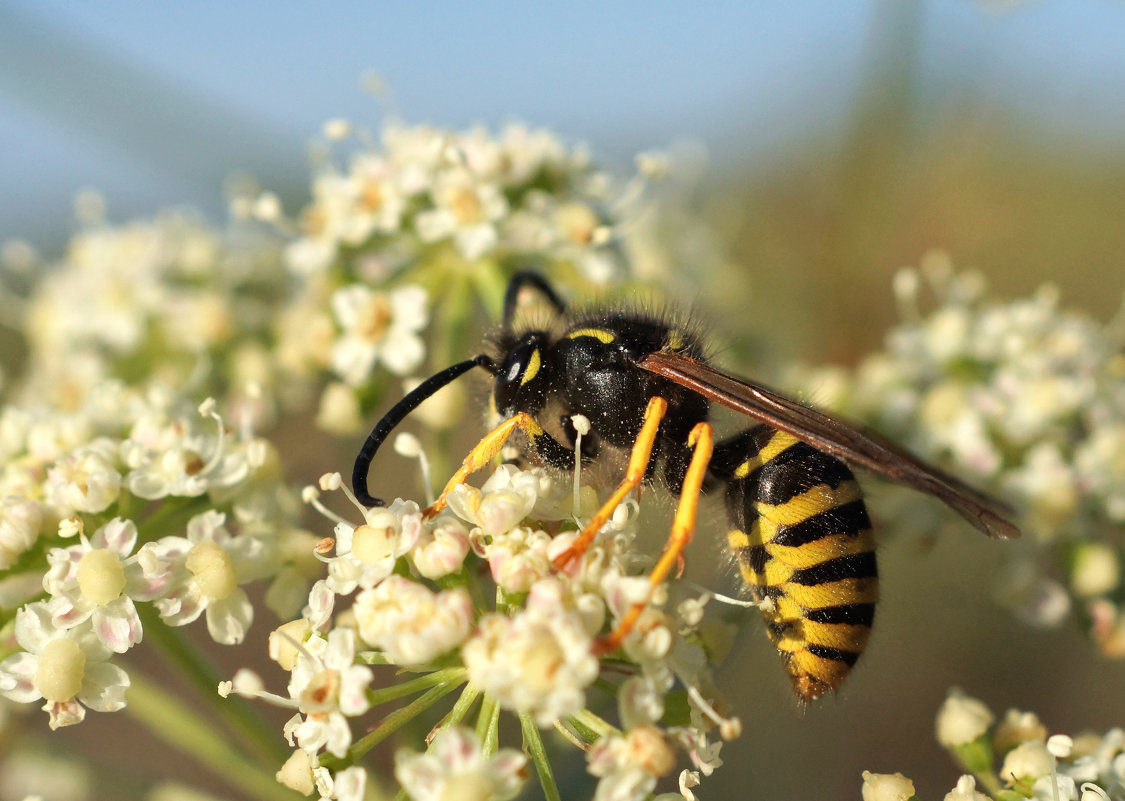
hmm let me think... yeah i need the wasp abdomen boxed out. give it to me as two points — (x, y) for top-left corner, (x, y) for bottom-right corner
(718, 427), (878, 702)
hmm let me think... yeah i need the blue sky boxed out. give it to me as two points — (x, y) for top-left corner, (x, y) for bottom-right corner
(2, 1), (1124, 246)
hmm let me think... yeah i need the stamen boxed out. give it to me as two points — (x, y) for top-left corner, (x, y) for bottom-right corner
(304, 480), (351, 526)
(686, 684), (741, 741)
(197, 398), (228, 476)
(571, 414), (591, 518)
(683, 581), (763, 609)
(394, 432), (434, 506)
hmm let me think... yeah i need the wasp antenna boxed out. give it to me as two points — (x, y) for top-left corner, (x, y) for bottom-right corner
(503, 270), (567, 328)
(351, 355), (492, 508)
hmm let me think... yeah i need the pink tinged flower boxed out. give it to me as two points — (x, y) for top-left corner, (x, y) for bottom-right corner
(325, 501), (423, 594)
(0, 603), (129, 729)
(45, 440), (121, 515)
(353, 576), (472, 666)
(410, 516), (470, 579)
(482, 526), (553, 593)
(288, 628), (374, 758)
(394, 726), (528, 801)
(41, 517), (151, 653)
(147, 511), (257, 644)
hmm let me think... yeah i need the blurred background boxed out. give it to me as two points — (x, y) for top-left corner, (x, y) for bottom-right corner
(2, 1), (1124, 799)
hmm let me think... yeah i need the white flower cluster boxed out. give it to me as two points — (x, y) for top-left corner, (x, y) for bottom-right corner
(244, 464), (736, 801)
(791, 252), (1125, 652)
(864, 688), (1125, 801)
(277, 120), (625, 283)
(0, 382), (307, 729)
(5, 210), (287, 416)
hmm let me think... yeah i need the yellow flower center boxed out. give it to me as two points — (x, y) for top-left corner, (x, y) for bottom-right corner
(76, 548), (126, 606)
(35, 638), (85, 703)
(186, 540), (238, 600)
(351, 524), (394, 566)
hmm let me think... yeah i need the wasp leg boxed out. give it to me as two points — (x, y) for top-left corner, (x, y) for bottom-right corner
(596, 420), (715, 654)
(426, 412), (568, 518)
(553, 396), (669, 570)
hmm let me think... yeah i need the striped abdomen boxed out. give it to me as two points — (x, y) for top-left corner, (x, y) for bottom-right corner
(717, 425), (877, 701)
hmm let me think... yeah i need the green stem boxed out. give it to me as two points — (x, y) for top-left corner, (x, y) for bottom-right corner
(367, 667), (468, 708)
(476, 696), (500, 756)
(572, 708), (618, 739)
(126, 672), (300, 801)
(520, 711), (562, 801)
(437, 682), (481, 730)
(327, 678), (465, 768)
(135, 602), (285, 764)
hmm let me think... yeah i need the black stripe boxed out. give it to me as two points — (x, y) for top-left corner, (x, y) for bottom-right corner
(744, 544), (768, 575)
(788, 551), (877, 586)
(772, 499), (871, 548)
(756, 445), (857, 506)
(804, 603), (875, 626)
(806, 644), (861, 666)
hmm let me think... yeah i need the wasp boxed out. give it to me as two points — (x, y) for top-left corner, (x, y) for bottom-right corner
(353, 271), (1019, 701)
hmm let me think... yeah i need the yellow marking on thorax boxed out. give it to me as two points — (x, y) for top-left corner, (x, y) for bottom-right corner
(520, 349), (541, 385)
(733, 431), (801, 478)
(567, 328), (616, 343)
(665, 329), (685, 350)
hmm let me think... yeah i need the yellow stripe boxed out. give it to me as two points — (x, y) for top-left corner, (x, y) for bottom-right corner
(734, 431), (800, 478)
(800, 621), (872, 651)
(566, 328), (616, 343)
(783, 577), (879, 609)
(787, 652), (852, 690)
(754, 480), (864, 527)
(520, 348), (541, 385)
(726, 529), (751, 549)
(766, 530), (874, 570)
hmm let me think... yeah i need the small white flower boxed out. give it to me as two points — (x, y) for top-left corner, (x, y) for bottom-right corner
(394, 726), (527, 801)
(1032, 774), (1079, 801)
(944, 774), (992, 801)
(330, 283), (428, 383)
(324, 500), (423, 594)
(481, 525), (553, 594)
(45, 439), (121, 515)
(353, 575), (472, 666)
(936, 689), (994, 748)
(42, 517), (157, 653)
(121, 399), (259, 499)
(410, 515), (471, 579)
(414, 167), (507, 261)
(0, 603), (129, 729)
(861, 771), (917, 801)
(588, 726), (676, 801)
(144, 510), (263, 644)
(462, 577), (599, 725)
(0, 496), (42, 570)
(289, 628), (374, 758)
(1002, 740), (1052, 787)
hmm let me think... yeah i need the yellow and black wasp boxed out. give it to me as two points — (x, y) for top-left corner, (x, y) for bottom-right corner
(353, 270), (1019, 701)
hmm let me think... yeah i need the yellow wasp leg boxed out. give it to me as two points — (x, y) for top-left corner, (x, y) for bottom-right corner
(425, 412), (547, 518)
(553, 396), (669, 570)
(596, 420), (714, 654)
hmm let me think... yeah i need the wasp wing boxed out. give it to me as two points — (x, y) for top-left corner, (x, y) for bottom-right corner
(640, 350), (1019, 540)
